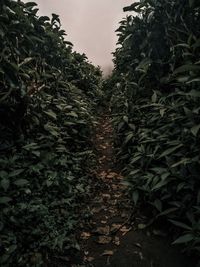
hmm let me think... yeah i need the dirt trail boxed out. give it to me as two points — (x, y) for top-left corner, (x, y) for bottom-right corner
(72, 113), (192, 267)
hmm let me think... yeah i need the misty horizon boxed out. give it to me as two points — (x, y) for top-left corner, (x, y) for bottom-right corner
(32, 0), (134, 75)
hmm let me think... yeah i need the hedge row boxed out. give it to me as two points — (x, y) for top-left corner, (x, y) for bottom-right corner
(0, 1), (102, 266)
(108, 0), (200, 255)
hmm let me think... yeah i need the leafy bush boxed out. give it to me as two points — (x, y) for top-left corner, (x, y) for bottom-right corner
(0, 0), (102, 265)
(109, 0), (200, 254)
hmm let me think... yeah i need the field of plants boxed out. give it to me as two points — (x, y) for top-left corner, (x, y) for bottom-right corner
(108, 0), (200, 256)
(0, 0), (102, 265)
(1, 0), (200, 266)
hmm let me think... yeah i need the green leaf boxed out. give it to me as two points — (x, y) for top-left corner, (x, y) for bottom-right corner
(32, 150), (40, 157)
(0, 171), (8, 178)
(67, 111), (78, 118)
(39, 16), (50, 22)
(153, 199), (162, 212)
(0, 197), (12, 204)
(186, 78), (200, 84)
(1, 178), (10, 191)
(189, 0), (195, 7)
(151, 91), (157, 103)
(44, 110), (57, 120)
(125, 133), (134, 144)
(169, 220), (192, 230)
(177, 76), (189, 83)
(172, 234), (194, 244)
(129, 169), (140, 176)
(174, 43), (190, 49)
(14, 179), (29, 186)
(123, 116), (129, 123)
(152, 180), (167, 191)
(191, 124), (200, 136)
(192, 38), (200, 49)
(159, 144), (183, 158)
(130, 155), (141, 164)
(159, 108), (165, 117)
(117, 122), (124, 131)
(19, 57), (33, 68)
(187, 90), (200, 97)
(128, 123), (136, 130)
(23, 143), (38, 150)
(173, 64), (200, 75)
(7, 244), (17, 254)
(177, 183), (186, 192)
(171, 158), (190, 168)
(25, 2), (38, 8)
(132, 190), (139, 205)
(138, 223), (146, 229)
(9, 169), (24, 177)
(158, 207), (178, 217)
(123, 2), (141, 12)
(44, 123), (60, 137)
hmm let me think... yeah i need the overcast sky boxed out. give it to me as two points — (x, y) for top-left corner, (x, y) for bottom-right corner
(33, 0), (133, 74)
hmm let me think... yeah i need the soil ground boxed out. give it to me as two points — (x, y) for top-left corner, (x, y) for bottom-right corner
(71, 113), (194, 267)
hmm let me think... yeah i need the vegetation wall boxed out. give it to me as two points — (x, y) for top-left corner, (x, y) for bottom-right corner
(0, 1), (102, 265)
(108, 0), (200, 255)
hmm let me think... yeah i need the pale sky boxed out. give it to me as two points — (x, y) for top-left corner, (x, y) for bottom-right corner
(33, 0), (133, 74)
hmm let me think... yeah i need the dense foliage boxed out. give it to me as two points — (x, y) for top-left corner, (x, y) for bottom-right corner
(108, 0), (200, 254)
(0, 0), (102, 266)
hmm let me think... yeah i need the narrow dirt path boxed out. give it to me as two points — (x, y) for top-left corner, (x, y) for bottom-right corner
(72, 113), (192, 267)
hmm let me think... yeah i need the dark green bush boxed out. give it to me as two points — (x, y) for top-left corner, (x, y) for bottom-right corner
(0, 0), (102, 265)
(109, 0), (200, 254)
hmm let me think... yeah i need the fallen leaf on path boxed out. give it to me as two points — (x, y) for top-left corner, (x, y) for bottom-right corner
(97, 236), (112, 244)
(100, 145), (107, 149)
(108, 207), (117, 214)
(111, 184), (118, 190)
(99, 171), (107, 179)
(95, 226), (110, 235)
(111, 223), (122, 232)
(113, 236), (120, 246)
(102, 250), (114, 256)
(87, 256), (95, 262)
(91, 207), (103, 213)
(112, 199), (117, 205)
(101, 220), (107, 224)
(120, 226), (132, 235)
(114, 194), (121, 198)
(84, 255), (94, 262)
(102, 193), (111, 200)
(106, 172), (118, 179)
(121, 212), (128, 218)
(80, 232), (91, 240)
